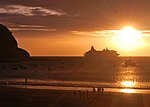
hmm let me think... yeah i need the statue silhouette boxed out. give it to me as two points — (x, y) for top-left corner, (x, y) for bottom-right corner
(0, 24), (30, 60)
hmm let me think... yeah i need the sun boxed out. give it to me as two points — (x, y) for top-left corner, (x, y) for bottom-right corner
(112, 26), (144, 51)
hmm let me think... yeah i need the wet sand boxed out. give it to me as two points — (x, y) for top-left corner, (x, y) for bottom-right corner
(0, 86), (150, 107)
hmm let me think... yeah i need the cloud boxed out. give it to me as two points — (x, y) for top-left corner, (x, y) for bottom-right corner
(0, 5), (66, 16)
(9, 24), (56, 31)
(71, 30), (119, 38)
(141, 30), (150, 34)
(140, 30), (150, 38)
(72, 30), (150, 40)
(18, 25), (45, 28)
(10, 28), (56, 31)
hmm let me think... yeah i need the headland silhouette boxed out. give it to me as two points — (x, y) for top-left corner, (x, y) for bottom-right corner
(0, 24), (30, 60)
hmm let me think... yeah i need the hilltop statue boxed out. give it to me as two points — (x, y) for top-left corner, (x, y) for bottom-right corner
(0, 24), (30, 60)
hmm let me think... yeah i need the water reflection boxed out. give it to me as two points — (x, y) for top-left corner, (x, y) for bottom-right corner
(116, 66), (139, 88)
(121, 81), (136, 87)
(120, 89), (135, 93)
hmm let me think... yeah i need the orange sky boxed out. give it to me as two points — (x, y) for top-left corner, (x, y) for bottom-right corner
(1, 0), (150, 56)
(14, 29), (150, 56)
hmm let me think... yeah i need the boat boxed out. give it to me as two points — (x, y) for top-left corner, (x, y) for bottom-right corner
(84, 46), (119, 60)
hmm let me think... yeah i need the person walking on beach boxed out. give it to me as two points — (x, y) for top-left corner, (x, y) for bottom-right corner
(101, 87), (104, 93)
(74, 90), (76, 97)
(25, 77), (28, 85)
(97, 87), (101, 94)
(82, 91), (85, 99)
(79, 90), (82, 99)
(86, 90), (89, 98)
(93, 87), (96, 94)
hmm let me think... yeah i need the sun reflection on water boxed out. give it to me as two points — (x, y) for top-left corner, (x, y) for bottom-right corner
(120, 89), (136, 93)
(120, 81), (138, 93)
(121, 81), (136, 87)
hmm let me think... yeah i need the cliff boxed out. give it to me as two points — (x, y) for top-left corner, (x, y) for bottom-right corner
(0, 24), (30, 60)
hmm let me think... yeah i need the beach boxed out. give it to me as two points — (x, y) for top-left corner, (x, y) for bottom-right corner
(0, 86), (150, 107)
(1, 56), (150, 107)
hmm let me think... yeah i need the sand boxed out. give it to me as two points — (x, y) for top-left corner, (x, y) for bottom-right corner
(0, 86), (150, 107)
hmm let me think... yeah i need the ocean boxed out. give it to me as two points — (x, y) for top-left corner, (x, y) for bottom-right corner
(0, 56), (150, 90)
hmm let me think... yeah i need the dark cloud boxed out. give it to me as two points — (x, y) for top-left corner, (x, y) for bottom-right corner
(0, 5), (66, 16)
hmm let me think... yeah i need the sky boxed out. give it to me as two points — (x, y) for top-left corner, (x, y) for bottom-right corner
(1, 0), (150, 56)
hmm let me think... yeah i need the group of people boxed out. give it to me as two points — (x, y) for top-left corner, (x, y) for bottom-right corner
(93, 87), (104, 94)
(73, 87), (105, 99)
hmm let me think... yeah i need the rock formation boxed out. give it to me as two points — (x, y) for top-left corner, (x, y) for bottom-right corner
(0, 24), (30, 60)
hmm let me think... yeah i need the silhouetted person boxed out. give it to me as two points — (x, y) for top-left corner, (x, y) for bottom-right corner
(101, 87), (104, 93)
(93, 87), (96, 94)
(74, 90), (76, 97)
(86, 90), (89, 97)
(25, 77), (28, 85)
(79, 90), (82, 99)
(82, 91), (85, 99)
(0, 24), (30, 60)
(97, 87), (101, 94)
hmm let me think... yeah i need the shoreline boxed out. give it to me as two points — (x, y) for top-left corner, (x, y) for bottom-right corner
(1, 78), (150, 90)
(1, 83), (150, 94)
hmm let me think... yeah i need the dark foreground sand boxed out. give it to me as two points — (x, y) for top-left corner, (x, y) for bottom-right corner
(0, 86), (150, 107)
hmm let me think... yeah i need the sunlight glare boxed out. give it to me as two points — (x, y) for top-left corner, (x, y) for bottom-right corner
(121, 81), (136, 87)
(112, 26), (144, 51)
(120, 89), (136, 93)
